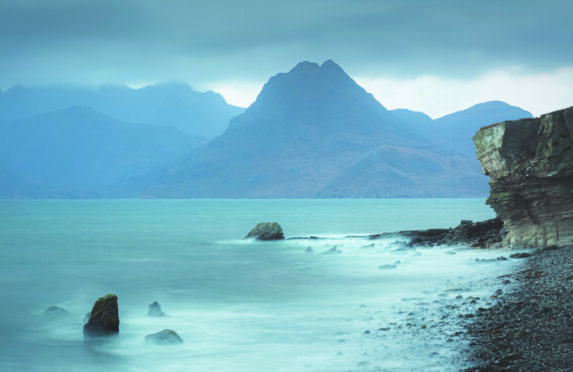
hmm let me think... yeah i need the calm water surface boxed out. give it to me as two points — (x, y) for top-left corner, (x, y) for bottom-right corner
(0, 199), (521, 371)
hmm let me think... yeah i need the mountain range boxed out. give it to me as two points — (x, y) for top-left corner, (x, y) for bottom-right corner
(0, 83), (244, 138)
(140, 60), (532, 197)
(0, 106), (204, 197)
(0, 60), (533, 198)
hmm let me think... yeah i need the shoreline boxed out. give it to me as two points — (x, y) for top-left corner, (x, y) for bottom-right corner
(463, 245), (573, 371)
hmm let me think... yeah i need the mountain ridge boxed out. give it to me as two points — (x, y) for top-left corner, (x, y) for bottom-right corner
(0, 83), (244, 138)
(0, 106), (203, 197)
(0, 60), (535, 198)
(141, 60), (511, 198)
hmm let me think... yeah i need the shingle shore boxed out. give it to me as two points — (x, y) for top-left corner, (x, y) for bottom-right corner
(463, 245), (573, 371)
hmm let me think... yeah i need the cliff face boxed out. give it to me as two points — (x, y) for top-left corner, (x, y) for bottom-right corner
(473, 106), (573, 248)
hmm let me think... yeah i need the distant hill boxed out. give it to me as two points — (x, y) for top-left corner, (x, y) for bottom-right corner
(0, 83), (244, 138)
(0, 106), (203, 197)
(143, 60), (498, 198)
(392, 101), (533, 157)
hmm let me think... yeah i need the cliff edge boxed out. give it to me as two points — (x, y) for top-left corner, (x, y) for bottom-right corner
(473, 106), (573, 248)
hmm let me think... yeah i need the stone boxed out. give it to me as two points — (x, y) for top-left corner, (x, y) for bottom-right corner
(473, 106), (573, 248)
(378, 264), (397, 270)
(510, 252), (533, 259)
(245, 222), (284, 240)
(147, 301), (165, 317)
(83, 294), (119, 337)
(145, 329), (183, 345)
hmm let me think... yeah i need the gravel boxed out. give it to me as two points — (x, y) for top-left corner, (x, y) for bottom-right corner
(463, 245), (573, 371)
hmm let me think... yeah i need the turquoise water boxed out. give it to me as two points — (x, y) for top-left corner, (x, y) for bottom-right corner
(0, 199), (520, 371)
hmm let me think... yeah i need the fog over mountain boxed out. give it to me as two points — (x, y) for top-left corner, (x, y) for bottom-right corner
(141, 61), (531, 198)
(0, 60), (533, 198)
(0, 83), (244, 138)
(0, 106), (203, 197)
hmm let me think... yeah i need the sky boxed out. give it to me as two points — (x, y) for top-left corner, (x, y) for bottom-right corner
(1, 0), (572, 117)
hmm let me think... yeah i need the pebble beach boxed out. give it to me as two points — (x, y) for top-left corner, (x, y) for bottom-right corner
(464, 245), (573, 371)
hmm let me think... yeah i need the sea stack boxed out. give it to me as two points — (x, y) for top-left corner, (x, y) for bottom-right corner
(473, 106), (573, 248)
(83, 294), (120, 336)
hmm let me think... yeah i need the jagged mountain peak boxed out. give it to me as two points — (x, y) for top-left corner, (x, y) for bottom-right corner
(249, 59), (386, 119)
(287, 59), (345, 74)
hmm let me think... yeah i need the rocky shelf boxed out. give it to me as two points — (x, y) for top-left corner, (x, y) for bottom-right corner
(473, 106), (573, 248)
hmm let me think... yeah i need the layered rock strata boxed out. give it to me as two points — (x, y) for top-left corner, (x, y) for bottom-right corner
(473, 106), (573, 248)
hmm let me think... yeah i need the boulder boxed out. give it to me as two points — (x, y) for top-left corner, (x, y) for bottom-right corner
(83, 294), (119, 337)
(245, 222), (284, 240)
(147, 301), (165, 317)
(145, 329), (183, 345)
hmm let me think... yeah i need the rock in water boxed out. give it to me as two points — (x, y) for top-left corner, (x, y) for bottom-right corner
(147, 301), (165, 317)
(474, 106), (573, 248)
(396, 218), (505, 248)
(43, 305), (70, 319)
(145, 329), (183, 345)
(245, 222), (284, 240)
(83, 294), (119, 336)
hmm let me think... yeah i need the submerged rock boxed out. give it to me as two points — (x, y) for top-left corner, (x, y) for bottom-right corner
(322, 246), (342, 254)
(145, 329), (183, 345)
(378, 264), (397, 270)
(43, 305), (70, 319)
(147, 301), (165, 317)
(473, 106), (573, 248)
(245, 222), (284, 240)
(83, 294), (119, 337)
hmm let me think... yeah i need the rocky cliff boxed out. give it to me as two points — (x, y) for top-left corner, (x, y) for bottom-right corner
(473, 106), (573, 248)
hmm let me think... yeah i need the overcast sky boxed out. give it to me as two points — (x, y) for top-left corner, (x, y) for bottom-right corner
(1, 0), (572, 117)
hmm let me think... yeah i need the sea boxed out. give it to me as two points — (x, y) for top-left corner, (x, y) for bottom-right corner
(0, 199), (523, 372)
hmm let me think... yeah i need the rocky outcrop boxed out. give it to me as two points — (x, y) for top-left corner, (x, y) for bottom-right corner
(147, 301), (165, 317)
(83, 294), (119, 336)
(145, 329), (183, 345)
(384, 218), (505, 248)
(245, 222), (284, 240)
(473, 106), (573, 248)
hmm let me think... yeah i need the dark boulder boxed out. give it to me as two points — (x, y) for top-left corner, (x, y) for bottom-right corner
(147, 301), (165, 317)
(245, 222), (284, 240)
(145, 329), (183, 345)
(83, 294), (119, 337)
(510, 252), (532, 259)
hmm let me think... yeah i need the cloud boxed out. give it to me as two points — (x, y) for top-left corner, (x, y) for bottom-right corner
(355, 67), (573, 118)
(0, 0), (572, 89)
(199, 80), (263, 108)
